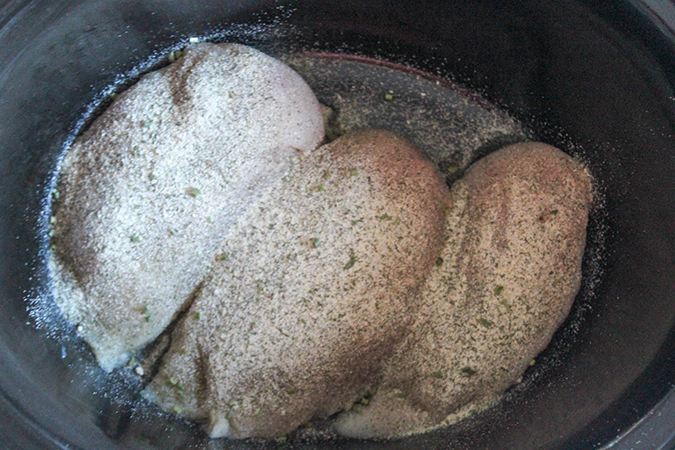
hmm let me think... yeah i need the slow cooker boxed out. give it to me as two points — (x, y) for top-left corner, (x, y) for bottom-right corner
(2, 0), (675, 448)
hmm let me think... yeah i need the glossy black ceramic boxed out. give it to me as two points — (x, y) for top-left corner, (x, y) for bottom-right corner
(2, 0), (675, 448)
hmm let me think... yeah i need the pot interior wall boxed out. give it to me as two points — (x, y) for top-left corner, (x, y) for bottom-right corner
(1, 0), (675, 448)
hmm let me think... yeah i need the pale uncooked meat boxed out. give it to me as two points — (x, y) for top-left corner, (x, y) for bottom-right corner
(142, 130), (450, 439)
(335, 142), (593, 438)
(51, 43), (324, 371)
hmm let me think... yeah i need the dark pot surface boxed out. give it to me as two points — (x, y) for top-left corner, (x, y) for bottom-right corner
(2, 0), (675, 448)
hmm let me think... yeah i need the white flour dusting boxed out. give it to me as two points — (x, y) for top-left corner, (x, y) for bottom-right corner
(50, 43), (324, 371)
(335, 142), (593, 438)
(143, 129), (449, 439)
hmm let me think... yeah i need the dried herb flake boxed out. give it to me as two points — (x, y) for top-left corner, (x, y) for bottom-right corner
(461, 367), (477, 376)
(186, 187), (201, 197)
(344, 254), (357, 270)
(477, 317), (494, 328)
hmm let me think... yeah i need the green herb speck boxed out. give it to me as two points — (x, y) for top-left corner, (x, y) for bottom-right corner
(169, 228), (178, 236)
(316, 184), (325, 192)
(384, 93), (394, 101)
(219, 253), (229, 261)
(178, 384), (185, 392)
(446, 165), (459, 174)
(53, 190), (60, 200)
(299, 318), (306, 324)
(49, 244), (57, 253)
(179, 348), (187, 355)
(461, 367), (477, 376)
(168, 50), (183, 63)
(186, 187), (201, 197)
(48, 229), (55, 238)
(395, 392), (407, 399)
(130, 235), (140, 243)
(173, 406), (182, 414)
(255, 411), (264, 418)
(276, 436), (287, 443)
(432, 370), (444, 379)
(350, 168), (359, 176)
(149, 173), (158, 181)
(206, 216), (214, 224)
(494, 285), (504, 295)
(287, 386), (297, 395)
(435, 257), (444, 267)
(530, 359), (536, 366)
(195, 311), (203, 320)
(360, 398), (370, 405)
(477, 317), (493, 328)
(50, 216), (57, 225)
(344, 254), (357, 270)
(167, 377), (178, 386)
(551, 209), (559, 215)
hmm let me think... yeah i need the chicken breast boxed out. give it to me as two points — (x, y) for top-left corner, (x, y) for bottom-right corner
(335, 142), (593, 438)
(50, 43), (325, 371)
(143, 129), (449, 439)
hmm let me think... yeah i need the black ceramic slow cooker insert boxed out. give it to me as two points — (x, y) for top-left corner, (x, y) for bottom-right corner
(2, 0), (675, 448)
